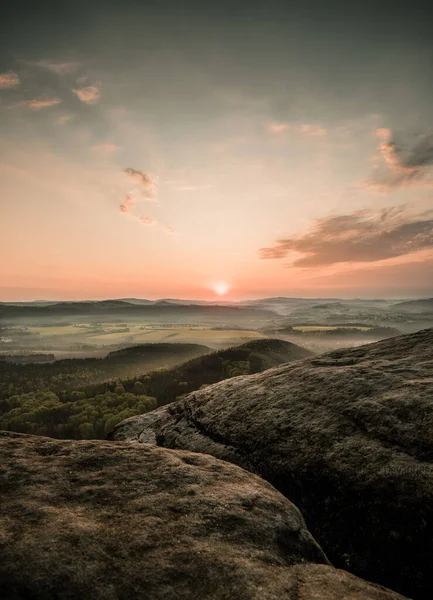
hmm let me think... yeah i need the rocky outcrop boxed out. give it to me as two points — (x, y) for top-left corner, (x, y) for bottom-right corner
(111, 328), (433, 599)
(0, 431), (409, 600)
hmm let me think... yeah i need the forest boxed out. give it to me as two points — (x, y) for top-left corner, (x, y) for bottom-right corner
(0, 339), (308, 440)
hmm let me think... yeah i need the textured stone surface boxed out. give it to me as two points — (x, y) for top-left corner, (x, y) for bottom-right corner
(0, 431), (408, 599)
(112, 328), (433, 599)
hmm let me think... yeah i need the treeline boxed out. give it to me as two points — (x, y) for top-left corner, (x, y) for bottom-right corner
(0, 389), (156, 440)
(0, 343), (209, 401)
(0, 339), (309, 440)
(82, 338), (311, 407)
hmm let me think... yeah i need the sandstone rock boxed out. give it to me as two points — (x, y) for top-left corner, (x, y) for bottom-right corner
(0, 431), (408, 599)
(112, 328), (433, 599)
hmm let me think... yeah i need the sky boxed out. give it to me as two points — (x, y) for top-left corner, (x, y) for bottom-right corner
(1, 0), (433, 301)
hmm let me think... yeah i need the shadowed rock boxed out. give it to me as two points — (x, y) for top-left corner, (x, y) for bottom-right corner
(111, 328), (433, 599)
(0, 431), (409, 600)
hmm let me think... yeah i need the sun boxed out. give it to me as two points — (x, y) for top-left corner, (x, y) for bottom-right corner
(212, 281), (230, 296)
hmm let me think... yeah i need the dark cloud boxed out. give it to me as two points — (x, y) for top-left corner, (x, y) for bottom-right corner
(260, 207), (433, 266)
(367, 131), (433, 190)
(36, 61), (80, 75)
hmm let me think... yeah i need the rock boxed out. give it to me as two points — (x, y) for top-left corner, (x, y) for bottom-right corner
(107, 406), (169, 444)
(0, 431), (408, 600)
(112, 328), (433, 599)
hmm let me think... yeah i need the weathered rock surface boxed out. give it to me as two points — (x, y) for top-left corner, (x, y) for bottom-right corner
(111, 328), (433, 599)
(0, 431), (409, 600)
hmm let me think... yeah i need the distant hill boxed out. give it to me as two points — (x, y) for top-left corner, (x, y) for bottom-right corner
(0, 300), (276, 322)
(0, 343), (211, 400)
(261, 325), (402, 339)
(0, 338), (311, 441)
(99, 338), (313, 406)
(392, 298), (433, 313)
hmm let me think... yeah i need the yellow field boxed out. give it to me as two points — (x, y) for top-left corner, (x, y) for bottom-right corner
(292, 325), (372, 332)
(89, 327), (264, 344)
(27, 325), (82, 336)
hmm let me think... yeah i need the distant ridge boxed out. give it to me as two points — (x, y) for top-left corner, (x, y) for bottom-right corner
(392, 298), (433, 313)
(0, 300), (276, 321)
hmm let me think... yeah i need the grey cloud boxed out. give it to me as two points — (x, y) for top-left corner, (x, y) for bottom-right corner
(259, 207), (433, 266)
(367, 132), (433, 190)
(36, 61), (80, 75)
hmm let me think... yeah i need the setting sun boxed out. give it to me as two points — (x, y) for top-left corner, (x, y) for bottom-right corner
(212, 282), (230, 296)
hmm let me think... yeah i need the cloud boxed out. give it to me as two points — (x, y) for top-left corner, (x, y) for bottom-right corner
(366, 130), (433, 190)
(267, 121), (327, 137)
(124, 167), (154, 188)
(36, 61), (80, 75)
(57, 114), (73, 125)
(119, 167), (166, 228)
(119, 195), (135, 214)
(375, 128), (392, 141)
(8, 97), (62, 110)
(0, 72), (20, 89)
(298, 123), (327, 137)
(72, 85), (101, 104)
(259, 207), (433, 267)
(123, 167), (158, 203)
(92, 142), (117, 154)
(268, 123), (290, 134)
(119, 207), (155, 228)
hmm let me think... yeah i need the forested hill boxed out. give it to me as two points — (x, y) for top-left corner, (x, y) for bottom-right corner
(88, 338), (313, 407)
(0, 339), (311, 440)
(0, 343), (211, 400)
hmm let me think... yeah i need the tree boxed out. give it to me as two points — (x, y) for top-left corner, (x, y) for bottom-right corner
(79, 422), (96, 439)
(133, 381), (146, 395)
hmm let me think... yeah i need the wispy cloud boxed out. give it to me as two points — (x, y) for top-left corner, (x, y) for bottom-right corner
(268, 121), (327, 136)
(259, 206), (433, 266)
(268, 123), (290, 134)
(298, 123), (327, 137)
(72, 85), (101, 104)
(124, 167), (157, 202)
(119, 170), (174, 233)
(0, 72), (20, 89)
(57, 114), (73, 125)
(124, 167), (154, 188)
(366, 129), (433, 190)
(36, 61), (80, 75)
(119, 195), (135, 214)
(121, 211), (172, 232)
(92, 142), (117, 154)
(8, 97), (62, 110)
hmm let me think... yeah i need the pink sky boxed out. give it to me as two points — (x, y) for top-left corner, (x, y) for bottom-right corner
(1, 4), (433, 301)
